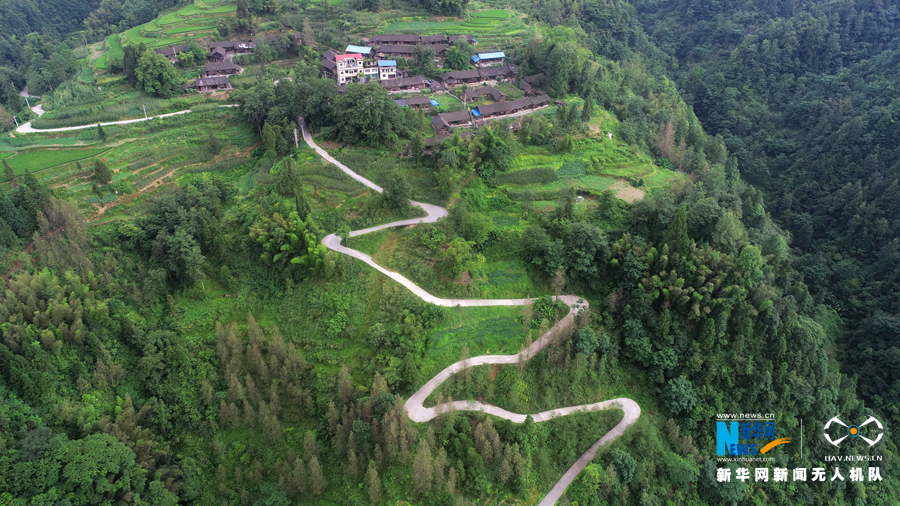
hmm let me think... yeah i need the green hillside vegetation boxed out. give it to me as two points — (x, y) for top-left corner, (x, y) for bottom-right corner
(0, 0), (897, 505)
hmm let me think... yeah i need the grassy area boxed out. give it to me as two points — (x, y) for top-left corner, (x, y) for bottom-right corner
(107, 35), (124, 68)
(5, 108), (255, 206)
(3, 147), (111, 178)
(385, 9), (523, 35)
(108, 1), (237, 66)
(33, 94), (213, 129)
(423, 305), (530, 378)
(162, 25), (217, 34)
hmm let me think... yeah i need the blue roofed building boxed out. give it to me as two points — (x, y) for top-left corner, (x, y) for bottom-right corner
(345, 44), (373, 55)
(376, 59), (398, 80)
(472, 51), (505, 67)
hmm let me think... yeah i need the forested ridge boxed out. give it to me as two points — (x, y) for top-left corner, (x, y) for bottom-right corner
(0, 0), (899, 504)
(622, 0), (900, 429)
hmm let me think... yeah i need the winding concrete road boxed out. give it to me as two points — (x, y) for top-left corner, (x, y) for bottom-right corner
(299, 119), (641, 505)
(15, 104), (238, 134)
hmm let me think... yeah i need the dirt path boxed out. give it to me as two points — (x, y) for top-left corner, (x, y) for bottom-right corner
(300, 118), (641, 505)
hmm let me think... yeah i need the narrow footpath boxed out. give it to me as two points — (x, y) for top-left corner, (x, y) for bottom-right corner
(300, 119), (641, 505)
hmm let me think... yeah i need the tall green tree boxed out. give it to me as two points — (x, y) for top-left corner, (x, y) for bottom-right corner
(135, 50), (183, 98)
(381, 169), (412, 210)
(3, 158), (14, 182)
(331, 83), (407, 147)
(93, 159), (112, 183)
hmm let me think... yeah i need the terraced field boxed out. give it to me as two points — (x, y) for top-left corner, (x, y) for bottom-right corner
(384, 9), (525, 37)
(3, 108), (257, 209)
(97, 1), (238, 70)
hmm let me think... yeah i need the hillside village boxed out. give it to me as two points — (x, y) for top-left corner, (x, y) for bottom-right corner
(155, 29), (553, 138)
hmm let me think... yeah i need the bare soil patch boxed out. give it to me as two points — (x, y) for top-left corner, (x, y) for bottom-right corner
(609, 181), (645, 203)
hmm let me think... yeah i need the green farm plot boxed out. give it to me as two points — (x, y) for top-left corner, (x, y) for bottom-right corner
(157, 12), (184, 26)
(505, 134), (670, 192)
(149, 37), (186, 49)
(143, 20), (164, 33)
(107, 36), (124, 67)
(178, 4), (236, 15)
(3, 148), (111, 177)
(7, 108), (254, 202)
(423, 305), (528, 377)
(473, 9), (509, 18)
(78, 67), (95, 83)
(123, 26), (156, 46)
(163, 25), (216, 34)
(385, 9), (518, 34)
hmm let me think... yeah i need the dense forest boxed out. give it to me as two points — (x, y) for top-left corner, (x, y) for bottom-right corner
(1, 0), (899, 504)
(627, 0), (900, 429)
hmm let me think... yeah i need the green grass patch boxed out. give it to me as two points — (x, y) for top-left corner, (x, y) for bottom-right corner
(495, 82), (525, 100)
(493, 167), (557, 186)
(94, 53), (108, 70)
(179, 4), (236, 15)
(346, 228), (391, 256)
(156, 12), (184, 26)
(4, 148), (111, 177)
(107, 35), (124, 67)
(78, 67), (95, 83)
(423, 305), (528, 377)
(123, 26), (156, 46)
(473, 9), (509, 18)
(162, 25), (216, 34)
(143, 20), (164, 33)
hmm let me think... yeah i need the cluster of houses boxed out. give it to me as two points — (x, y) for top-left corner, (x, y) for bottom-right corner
(430, 93), (550, 135)
(162, 33), (303, 92)
(322, 33), (500, 87)
(425, 73), (552, 136)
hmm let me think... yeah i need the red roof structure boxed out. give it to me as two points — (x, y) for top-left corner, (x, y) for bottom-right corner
(335, 53), (363, 62)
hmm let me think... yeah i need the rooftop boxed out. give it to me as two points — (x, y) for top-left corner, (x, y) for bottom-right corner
(377, 45), (418, 54)
(336, 53), (363, 62)
(381, 75), (428, 88)
(204, 62), (242, 71)
(472, 51), (505, 62)
(377, 60), (398, 67)
(346, 45), (373, 54)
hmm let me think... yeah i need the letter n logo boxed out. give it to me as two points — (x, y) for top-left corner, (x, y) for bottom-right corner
(717, 422), (738, 456)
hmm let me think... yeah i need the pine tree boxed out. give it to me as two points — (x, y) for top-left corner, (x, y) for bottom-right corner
(302, 19), (316, 47)
(348, 450), (359, 480)
(338, 364), (353, 405)
(294, 185), (312, 222)
(664, 206), (691, 255)
(93, 159), (113, 183)
(97, 123), (106, 142)
(3, 159), (13, 183)
(228, 374), (245, 403)
(367, 460), (381, 505)
(581, 93), (594, 122)
(288, 458), (306, 496)
(308, 456), (326, 496)
(219, 401), (239, 428)
(412, 439), (433, 495)
(411, 133), (425, 160)
(208, 129), (223, 156)
(304, 431), (320, 460)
